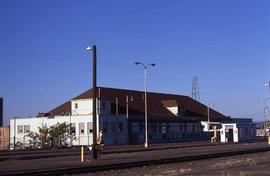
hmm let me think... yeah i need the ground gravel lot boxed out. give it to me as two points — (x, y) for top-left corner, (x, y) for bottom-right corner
(78, 151), (270, 176)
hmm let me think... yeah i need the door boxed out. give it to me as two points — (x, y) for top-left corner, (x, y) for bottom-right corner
(226, 129), (234, 142)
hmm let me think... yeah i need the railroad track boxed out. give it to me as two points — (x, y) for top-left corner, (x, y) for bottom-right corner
(0, 141), (260, 162)
(1, 142), (270, 176)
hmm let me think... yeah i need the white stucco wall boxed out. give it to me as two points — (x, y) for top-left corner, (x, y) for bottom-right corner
(10, 115), (97, 147)
(71, 99), (111, 115)
(10, 113), (128, 148)
(71, 99), (92, 115)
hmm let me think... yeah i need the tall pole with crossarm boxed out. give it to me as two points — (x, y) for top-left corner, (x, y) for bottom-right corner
(135, 61), (155, 148)
(86, 45), (98, 159)
(207, 101), (214, 131)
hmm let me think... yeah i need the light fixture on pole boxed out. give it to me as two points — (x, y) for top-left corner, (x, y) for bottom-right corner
(86, 46), (92, 51)
(207, 101), (215, 131)
(135, 61), (155, 148)
(86, 44), (98, 159)
(265, 81), (270, 97)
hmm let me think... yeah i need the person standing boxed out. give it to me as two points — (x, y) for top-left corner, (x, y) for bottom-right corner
(99, 130), (104, 146)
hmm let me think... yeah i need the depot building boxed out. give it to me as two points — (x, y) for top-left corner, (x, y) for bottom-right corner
(10, 87), (256, 148)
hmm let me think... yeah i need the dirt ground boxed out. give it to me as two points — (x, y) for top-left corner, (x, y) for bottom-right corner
(79, 151), (270, 176)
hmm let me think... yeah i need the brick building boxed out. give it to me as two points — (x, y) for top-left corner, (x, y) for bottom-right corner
(0, 126), (9, 150)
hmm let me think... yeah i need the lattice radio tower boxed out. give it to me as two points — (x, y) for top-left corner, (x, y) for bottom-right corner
(192, 76), (200, 101)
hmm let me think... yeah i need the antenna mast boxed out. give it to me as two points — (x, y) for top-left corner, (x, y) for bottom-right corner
(192, 76), (200, 101)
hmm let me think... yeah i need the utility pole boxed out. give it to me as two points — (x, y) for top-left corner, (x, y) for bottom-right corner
(92, 45), (98, 159)
(207, 101), (214, 131)
(116, 97), (119, 144)
(126, 95), (129, 119)
(207, 106), (210, 129)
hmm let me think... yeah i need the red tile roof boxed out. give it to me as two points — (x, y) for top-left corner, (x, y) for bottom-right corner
(48, 87), (230, 122)
(48, 101), (71, 116)
(161, 100), (178, 107)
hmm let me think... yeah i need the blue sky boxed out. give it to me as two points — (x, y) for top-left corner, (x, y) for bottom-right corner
(1, 0), (270, 125)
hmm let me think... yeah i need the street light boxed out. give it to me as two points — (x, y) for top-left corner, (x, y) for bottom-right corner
(86, 44), (98, 159)
(135, 61), (155, 148)
(265, 81), (270, 97)
(207, 101), (215, 131)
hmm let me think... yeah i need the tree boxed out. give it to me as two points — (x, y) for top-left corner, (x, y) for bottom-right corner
(27, 131), (40, 148)
(38, 125), (50, 148)
(26, 122), (75, 149)
(49, 122), (75, 147)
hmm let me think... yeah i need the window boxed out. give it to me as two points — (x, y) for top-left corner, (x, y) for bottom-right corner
(0, 138), (2, 144)
(87, 122), (93, 134)
(24, 125), (30, 133)
(75, 103), (78, 109)
(0, 130), (1, 136)
(17, 125), (23, 134)
(79, 122), (85, 135)
(118, 122), (124, 132)
(71, 123), (76, 134)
